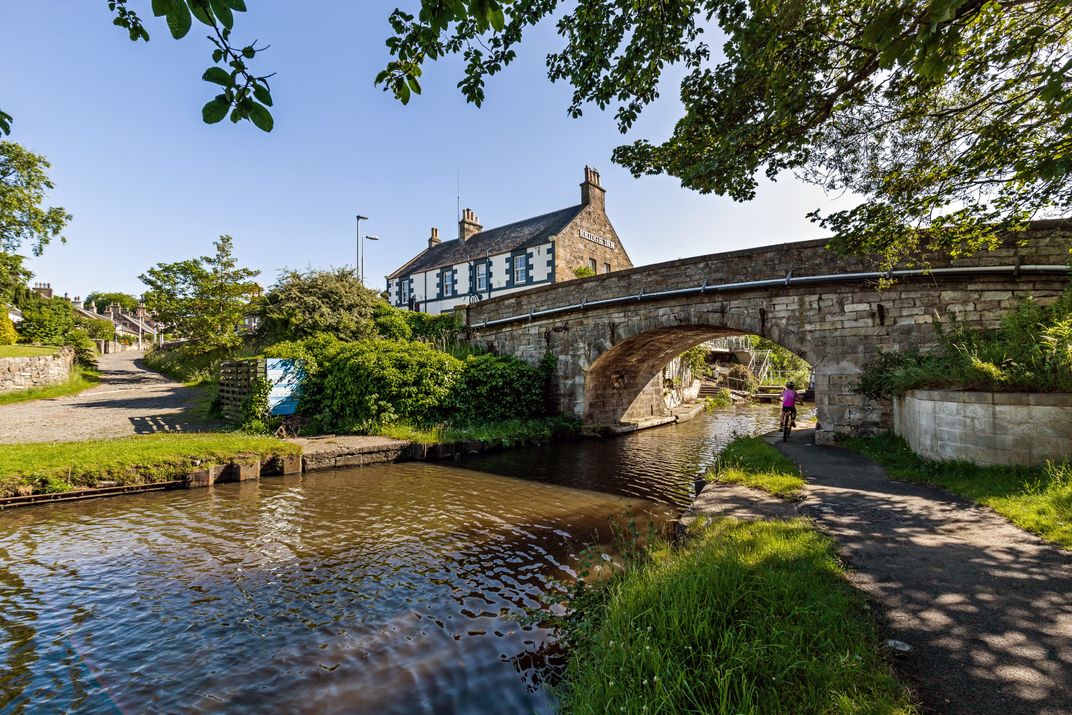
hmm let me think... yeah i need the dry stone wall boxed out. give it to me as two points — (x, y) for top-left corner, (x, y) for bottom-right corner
(464, 220), (1071, 440)
(0, 348), (75, 394)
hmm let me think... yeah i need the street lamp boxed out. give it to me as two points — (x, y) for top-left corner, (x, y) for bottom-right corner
(355, 214), (368, 280)
(362, 235), (379, 287)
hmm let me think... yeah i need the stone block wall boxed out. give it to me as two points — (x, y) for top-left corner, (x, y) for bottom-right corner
(0, 348), (75, 394)
(465, 220), (1071, 437)
(894, 390), (1072, 466)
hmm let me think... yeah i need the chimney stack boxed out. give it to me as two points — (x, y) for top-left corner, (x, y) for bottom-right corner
(459, 208), (483, 242)
(428, 226), (441, 248)
(580, 165), (605, 211)
(72, 295), (83, 310)
(32, 282), (53, 299)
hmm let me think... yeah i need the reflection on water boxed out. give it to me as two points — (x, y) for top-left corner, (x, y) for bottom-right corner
(0, 405), (792, 713)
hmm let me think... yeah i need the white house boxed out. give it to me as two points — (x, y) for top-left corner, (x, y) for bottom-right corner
(386, 167), (633, 314)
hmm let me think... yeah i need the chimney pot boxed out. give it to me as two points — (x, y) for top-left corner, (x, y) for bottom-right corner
(581, 165), (606, 209)
(428, 226), (442, 248)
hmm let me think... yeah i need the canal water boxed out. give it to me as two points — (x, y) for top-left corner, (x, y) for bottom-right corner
(0, 406), (786, 714)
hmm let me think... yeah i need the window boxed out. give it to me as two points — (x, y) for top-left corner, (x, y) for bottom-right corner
(588, 258), (597, 273)
(513, 254), (527, 285)
(441, 269), (455, 297)
(603, 262), (611, 274)
(400, 279), (410, 305)
(476, 262), (488, 292)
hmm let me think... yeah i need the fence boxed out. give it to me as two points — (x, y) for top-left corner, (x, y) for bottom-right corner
(219, 359), (267, 423)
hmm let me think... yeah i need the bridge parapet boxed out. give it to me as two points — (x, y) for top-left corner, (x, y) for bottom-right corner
(465, 221), (1071, 440)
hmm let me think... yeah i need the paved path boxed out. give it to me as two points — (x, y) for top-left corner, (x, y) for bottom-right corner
(0, 351), (220, 444)
(766, 429), (1072, 715)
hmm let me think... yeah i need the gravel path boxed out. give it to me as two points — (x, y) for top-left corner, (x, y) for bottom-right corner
(770, 429), (1072, 715)
(0, 351), (221, 444)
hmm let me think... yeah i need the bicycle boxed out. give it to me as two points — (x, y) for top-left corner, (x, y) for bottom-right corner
(780, 407), (795, 442)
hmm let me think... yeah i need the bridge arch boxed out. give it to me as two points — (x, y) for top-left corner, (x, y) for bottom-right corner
(464, 223), (1070, 441)
(582, 316), (814, 426)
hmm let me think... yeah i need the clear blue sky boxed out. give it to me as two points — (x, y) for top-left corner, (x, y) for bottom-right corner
(3, 3), (855, 299)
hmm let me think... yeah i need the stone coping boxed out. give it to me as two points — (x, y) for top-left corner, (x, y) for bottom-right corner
(906, 389), (1072, 407)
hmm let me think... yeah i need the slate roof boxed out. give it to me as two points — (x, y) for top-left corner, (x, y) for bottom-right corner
(387, 204), (584, 280)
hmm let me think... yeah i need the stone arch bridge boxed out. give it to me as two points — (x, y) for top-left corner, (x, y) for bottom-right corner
(463, 221), (1070, 442)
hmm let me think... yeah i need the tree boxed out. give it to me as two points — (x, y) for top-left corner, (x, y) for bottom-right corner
(256, 268), (384, 344)
(0, 252), (31, 306)
(0, 1), (273, 136)
(16, 298), (74, 345)
(377, 0), (1072, 268)
(140, 234), (259, 353)
(0, 141), (71, 258)
(0, 310), (16, 345)
(85, 291), (139, 314)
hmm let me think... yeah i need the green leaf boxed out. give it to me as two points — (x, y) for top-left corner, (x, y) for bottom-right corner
(202, 66), (232, 86)
(209, 0), (234, 29)
(253, 84), (273, 107)
(223, 0), (246, 10)
(190, 1), (215, 27)
(151, 0), (172, 17)
(165, 2), (192, 38)
(202, 97), (229, 124)
(248, 103), (274, 132)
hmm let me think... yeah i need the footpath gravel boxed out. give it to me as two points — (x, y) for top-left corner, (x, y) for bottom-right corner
(772, 429), (1072, 715)
(0, 351), (220, 444)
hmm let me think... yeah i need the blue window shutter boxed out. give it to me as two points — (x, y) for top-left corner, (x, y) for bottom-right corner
(525, 252), (532, 283)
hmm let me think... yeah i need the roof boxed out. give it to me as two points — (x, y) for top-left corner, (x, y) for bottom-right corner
(387, 204), (584, 280)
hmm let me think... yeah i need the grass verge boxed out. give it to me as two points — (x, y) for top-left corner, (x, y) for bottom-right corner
(374, 416), (581, 447)
(0, 345), (60, 358)
(556, 518), (915, 714)
(0, 365), (100, 406)
(708, 435), (806, 499)
(845, 433), (1072, 549)
(0, 433), (300, 498)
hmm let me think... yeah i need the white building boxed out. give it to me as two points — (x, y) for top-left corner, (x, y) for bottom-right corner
(386, 167), (632, 314)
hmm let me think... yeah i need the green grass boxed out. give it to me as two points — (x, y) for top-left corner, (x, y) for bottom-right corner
(557, 518), (915, 714)
(0, 433), (300, 498)
(0, 344), (60, 358)
(374, 416), (581, 447)
(708, 436), (806, 499)
(0, 365), (100, 406)
(845, 433), (1072, 549)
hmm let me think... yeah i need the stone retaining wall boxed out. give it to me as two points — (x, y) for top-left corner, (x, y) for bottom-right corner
(0, 348), (75, 394)
(893, 389), (1072, 466)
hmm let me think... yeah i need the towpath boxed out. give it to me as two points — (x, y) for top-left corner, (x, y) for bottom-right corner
(766, 430), (1072, 715)
(0, 351), (220, 444)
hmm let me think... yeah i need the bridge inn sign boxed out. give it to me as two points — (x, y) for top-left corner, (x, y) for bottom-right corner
(386, 167), (633, 314)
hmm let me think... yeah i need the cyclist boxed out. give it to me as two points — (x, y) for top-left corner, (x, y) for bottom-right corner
(781, 381), (798, 428)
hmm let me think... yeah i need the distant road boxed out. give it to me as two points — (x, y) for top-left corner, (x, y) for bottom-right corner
(0, 351), (221, 444)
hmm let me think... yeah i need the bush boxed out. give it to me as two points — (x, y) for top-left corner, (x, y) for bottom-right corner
(316, 339), (464, 431)
(256, 267), (381, 343)
(857, 288), (1072, 399)
(144, 342), (245, 383)
(372, 303), (413, 340)
(62, 328), (97, 367)
(75, 314), (116, 341)
(448, 353), (550, 424)
(16, 298), (73, 344)
(404, 310), (461, 343)
(726, 363), (758, 392)
(0, 310), (15, 345)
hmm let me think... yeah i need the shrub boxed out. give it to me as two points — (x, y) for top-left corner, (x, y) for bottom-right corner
(0, 310), (15, 345)
(256, 267), (380, 343)
(726, 363), (758, 392)
(572, 265), (596, 278)
(857, 288), (1072, 399)
(16, 297), (73, 344)
(75, 314), (116, 341)
(448, 353), (550, 424)
(404, 310), (461, 343)
(372, 302), (413, 340)
(316, 339), (464, 431)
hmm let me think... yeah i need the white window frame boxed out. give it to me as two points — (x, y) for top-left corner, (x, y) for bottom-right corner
(476, 262), (488, 292)
(442, 269), (455, 297)
(513, 254), (527, 285)
(400, 279), (410, 305)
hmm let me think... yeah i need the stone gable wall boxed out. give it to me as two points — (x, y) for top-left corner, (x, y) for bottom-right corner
(553, 204), (633, 282)
(0, 348), (75, 394)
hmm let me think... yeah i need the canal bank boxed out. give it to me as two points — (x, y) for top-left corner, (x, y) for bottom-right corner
(0, 405), (786, 713)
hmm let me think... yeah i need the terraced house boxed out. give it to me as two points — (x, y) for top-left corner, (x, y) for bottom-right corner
(386, 167), (633, 314)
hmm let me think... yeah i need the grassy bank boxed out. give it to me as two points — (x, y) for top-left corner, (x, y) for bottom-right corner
(374, 416), (581, 447)
(708, 436), (805, 499)
(0, 365), (100, 406)
(0, 433), (300, 498)
(0, 345), (60, 358)
(557, 518), (914, 714)
(845, 433), (1072, 549)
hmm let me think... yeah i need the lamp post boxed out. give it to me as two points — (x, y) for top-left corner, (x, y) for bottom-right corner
(355, 214), (368, 281)
(362, 235), (379, 287)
